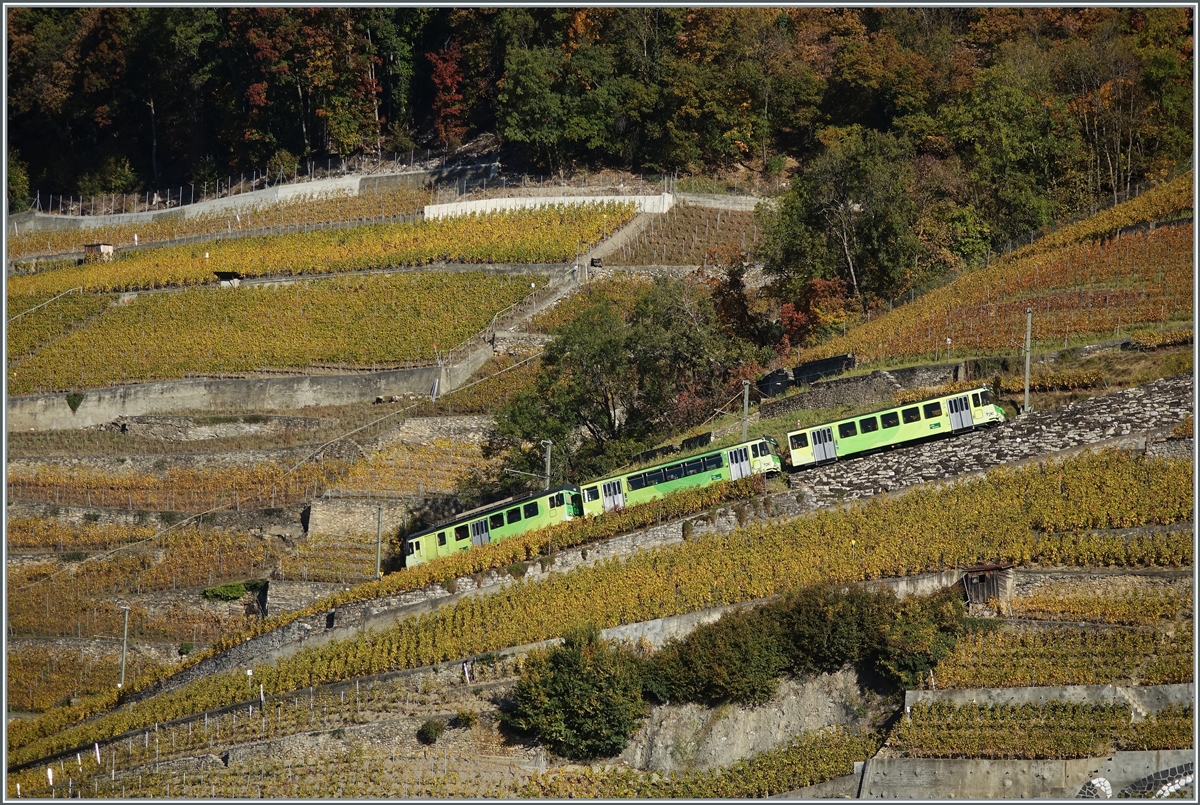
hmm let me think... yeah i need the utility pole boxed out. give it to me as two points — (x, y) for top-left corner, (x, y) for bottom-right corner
(540, 440), (553, 489)
(117, 605), (130, 689)
(375, 505), (383, 581)
(742, 380), (751, 441)
(1023, 308), (1032, 414)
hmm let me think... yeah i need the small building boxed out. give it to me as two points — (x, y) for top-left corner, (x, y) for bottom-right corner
(214, 270), (243, 288)
(961, 563), (1015, 614)
(83, 243), (115, 261)
(793, 353), (855, 387)
(757, 368), (791, 398)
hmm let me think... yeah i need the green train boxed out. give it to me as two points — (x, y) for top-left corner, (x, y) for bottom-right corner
(786, 385), (1004, 468)
(402, 437), (782, 567)
(577, 435), (782, 517)
(404, 485), (582, 567)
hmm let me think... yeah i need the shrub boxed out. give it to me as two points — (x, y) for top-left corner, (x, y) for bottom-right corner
(83, 512), (102, 524)
(777, 583), (893, 676)
(502, 624), (648, 761)
(650, 606), (789, 705)
(65, 392), (84, 413)
(178, 643), (194, 656)
(452, 709), (479, 729)
(61, 551), (87, 563)
(417, 718), (446, 745)
(202, 582), (247, 602)
(873, 586), (967, 689)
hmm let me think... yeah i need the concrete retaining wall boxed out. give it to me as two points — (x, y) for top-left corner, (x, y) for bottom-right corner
(424, 192), (674, 219)
(860, 750), (1195, 799)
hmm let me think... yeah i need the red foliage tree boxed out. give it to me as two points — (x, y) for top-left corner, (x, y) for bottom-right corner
(426, 39), (466, 149)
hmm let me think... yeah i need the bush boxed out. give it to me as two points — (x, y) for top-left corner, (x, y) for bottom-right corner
(417, 718), (446, 744)
(452, 709), (479, 729)
(178, 642), (194, 656)
(266, 149), (300, 184)
(776, 583), (893, 676)
(650, 606), (789, 705)
(502, 624), (648, 761)
(873, 586), (967, 689)
(202, 582), (247, 602)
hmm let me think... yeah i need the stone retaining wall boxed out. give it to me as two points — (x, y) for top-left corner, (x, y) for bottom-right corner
(905, 683), (1193, 713)
(424, 192), (673, 220)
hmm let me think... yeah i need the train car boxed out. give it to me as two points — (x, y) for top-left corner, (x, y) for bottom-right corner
(786, 386), (1004, 469)
(404, 485), (582, 567)
(578, 435), (782, 518)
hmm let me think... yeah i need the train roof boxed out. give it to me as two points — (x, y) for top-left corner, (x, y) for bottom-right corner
(785, 385), (993, 435)
(407, 484), (579, 541)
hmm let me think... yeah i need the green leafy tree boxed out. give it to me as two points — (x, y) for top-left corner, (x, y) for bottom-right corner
(777, 582), (893, 676)
(496, 45), (564, 169)
(760, 126), (922, 309)
(873, 586), (967, 689)
(502, 625), (648, 761)
(8, 150), (31, 212)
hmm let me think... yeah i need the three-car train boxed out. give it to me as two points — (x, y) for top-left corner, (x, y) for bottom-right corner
(403, 385), (1004, 567)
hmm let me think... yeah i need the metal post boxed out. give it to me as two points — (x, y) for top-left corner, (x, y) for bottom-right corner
(742, 380), (750, 441)
(117, 605), (130, 689)
(375, 506), (383, 581)
(540, 440), (553, 490)
(1023, 308), (1032, 414)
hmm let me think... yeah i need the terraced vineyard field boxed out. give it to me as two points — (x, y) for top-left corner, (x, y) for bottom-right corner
(335, 438), (493, 497)
(7, 523), (281, 642)
(8, 644), (168, 713)
(607, 203), (760, 266)
(798, 222), (1193, 365)
(7, 291), (113, 365)
(890, 701), (1192, 759)
(8, 202), (634, 295)
(6, 457), (349, 512)
(7, 449), (1190, 767)
(931, 624), (1193, 688)
(8, 186), (430, 261)
(8, 272), (544, 394)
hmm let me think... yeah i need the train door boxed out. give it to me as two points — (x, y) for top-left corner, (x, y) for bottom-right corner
(601, 479), (625, 512)
(470, 519), (491, 547)
(812, 427), (836, 463)
(948, 395), (974, 432)
(729, 446), (751, 479)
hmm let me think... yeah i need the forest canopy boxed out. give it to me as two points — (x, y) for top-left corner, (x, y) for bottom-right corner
(9, 7), (1191, 218)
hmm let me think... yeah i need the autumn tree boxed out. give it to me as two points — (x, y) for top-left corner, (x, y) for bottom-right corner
(427, 38), (466, 149)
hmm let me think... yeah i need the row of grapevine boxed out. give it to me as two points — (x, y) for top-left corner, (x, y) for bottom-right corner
(8, 449), (1191, 764)
(930, 624), (1193, 688)
(8, 202), (635, 296)
(1006, 172), (1193, 261)
(405, 354), (543, 417)
(8, 525), (283, 641)
(7, 186), (430, 261)
(7, 292), (113, 366)
(891, 370), (1108, 406)
(334, 438), (493, 497)
(798, 223), (1192, 365)
(1007, 585), (1191, 625)
(1130, 327), (1194, 350)
(6, 457), (349, 511)
(607, 204), (760, 267)
(530, 276), (652, 333)
(7, 644), (167, 713)
(9, 272), (545, 393)
(890, 701), (1192, 759)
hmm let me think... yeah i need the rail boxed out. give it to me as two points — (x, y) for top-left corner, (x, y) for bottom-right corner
(6, 287), (83, 322)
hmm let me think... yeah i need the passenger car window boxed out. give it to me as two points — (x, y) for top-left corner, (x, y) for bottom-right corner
(981, 390), (992, 405)
(790, 432), (809, 449)
(923, 402), (942, 419)
(437, 532), (447, 546)
(704, 454), (722, 470)
(524, 502), (539, 518)
(859, 416), (879, 433)
(507, 508), (521, 525)
(881, 412), (900, 429)
(902, 407), (921, 424)
(583, 486), (599, 502)
(838, 422), (857, 439)
(454, 525), (468, 541)
(489, 513), (504, 529)
(971, 392), (980, 408)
